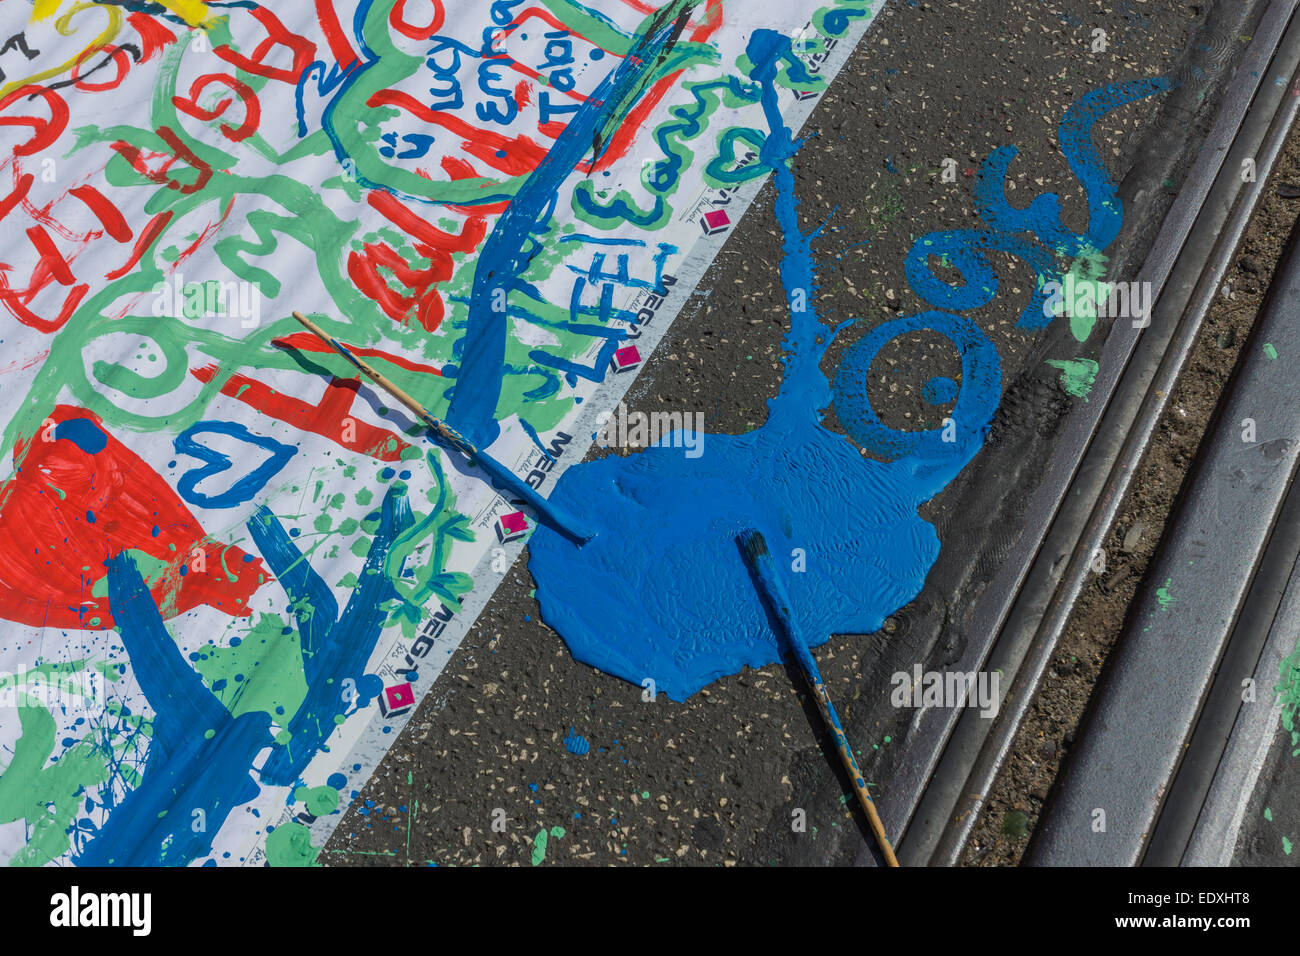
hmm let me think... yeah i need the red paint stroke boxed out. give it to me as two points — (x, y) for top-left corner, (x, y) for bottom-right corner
(347, 190), (486, 331)
(173, 195), (235, 265)
(435, 159), (511, 215)
(491, 8), (594, 105)
(70, 184), (132, 243)
(0, 347), (49, 376)
(314, 0), (360, 69)
(368, 188), (486, 253)
(389, 0), (445, 39)
(575, 0), (724, 175)
(110, 126), (214, 194)
(0, 280), (87, 333)
(0, 85), (69, 157)
(347, 241), (447, 331)
(126, 11), (179, 63)
(0, 221), (89, 333)
(0, 405), (267, 629)
(17, 165), (118, 244)
(105, 210), (171, 280)
(71, 43), (132, 92)
(173, 74), (262, 142)
(512, 6), (598, 44)
(25, 225), (75, 285)
(271, 332), (444, 377)
(213, 6), (316, 86)
(0, 171), (33, 222)
(189, 366), (414, 462)
(368, 89), (549, 176)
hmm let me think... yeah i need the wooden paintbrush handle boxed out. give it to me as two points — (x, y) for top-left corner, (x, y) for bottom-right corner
(290, 311), (475, 458)
(809, 678), (900, 867)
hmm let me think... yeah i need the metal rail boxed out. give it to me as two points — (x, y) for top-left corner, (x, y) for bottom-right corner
(1028, 188), (1300, 866)
(884, 0), (1300, 866)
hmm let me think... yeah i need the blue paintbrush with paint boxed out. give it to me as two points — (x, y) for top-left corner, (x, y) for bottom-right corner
(736, 529), (900, 867)
(291, 311), (595, 545)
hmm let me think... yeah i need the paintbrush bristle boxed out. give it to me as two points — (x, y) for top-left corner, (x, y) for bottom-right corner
(735, 529), (770, 567)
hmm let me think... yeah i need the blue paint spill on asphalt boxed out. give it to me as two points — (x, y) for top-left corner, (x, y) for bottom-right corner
(905, 77), (1173, 332)
(530, 37), (1174, 702)
(921, 376), (959, 405)
(564, 728), (590, 755)
(529, 30), (1002, 702)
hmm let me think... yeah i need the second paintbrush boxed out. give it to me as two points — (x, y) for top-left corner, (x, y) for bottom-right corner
(290, 311), (595, 545)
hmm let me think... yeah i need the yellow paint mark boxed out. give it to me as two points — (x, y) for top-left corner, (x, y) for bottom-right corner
(5, 3), (123, 99)
(32, 0), (211, 27)
(31, 0), (63, 22)
(155, 0), (214, 28)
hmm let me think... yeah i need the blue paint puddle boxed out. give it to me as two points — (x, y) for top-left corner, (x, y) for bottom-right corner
(530, 35), (1173, 702)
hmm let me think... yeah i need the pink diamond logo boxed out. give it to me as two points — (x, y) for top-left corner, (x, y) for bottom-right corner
(495, 510), (529, 543)
(380, 682), (415, 717)
(701, 208), (731, 236)
(610, 345), (642, 373)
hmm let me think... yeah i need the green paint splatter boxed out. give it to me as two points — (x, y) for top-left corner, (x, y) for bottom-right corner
(1284, 836), (1293, 856)
(193, 612), (307, 721)
(1050, 249), (1112, 343)
(1001, 810), (1029, 839)
(0, 696), (110, 866)
(266, 821), (321, 867)
(1264, 343), (1278, 360)
(1276, 642), (1300, 752)
(91, 548), (178, 601)
(1265, 807), (1273, 822)
(530, 825), (567, 866)
(1156, 578), (1176, 609)
(293, 785), (341, 817)
(1045, 358), (1099, 400)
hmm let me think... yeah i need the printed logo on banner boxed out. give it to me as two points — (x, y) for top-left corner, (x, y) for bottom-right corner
(700, 209), (732, 236)
(793, 24), (840, 99)
(610, 345), (643, 373)
(494, 510), (529, 543)
(379, 682), (416, 718)
(682, 151), (759, 228)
